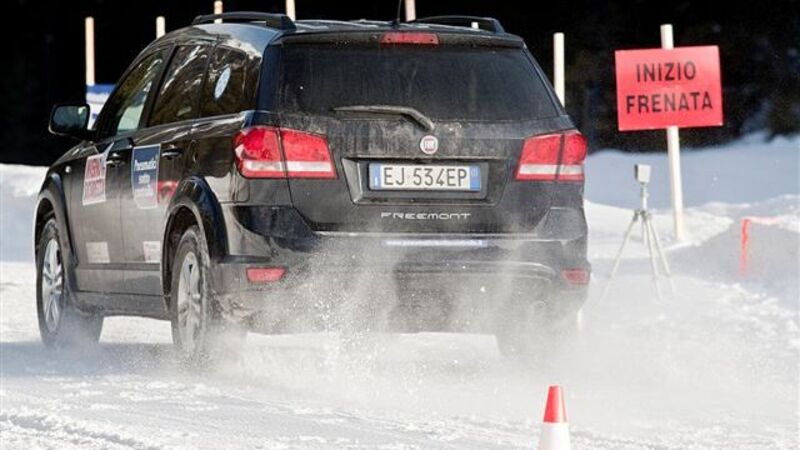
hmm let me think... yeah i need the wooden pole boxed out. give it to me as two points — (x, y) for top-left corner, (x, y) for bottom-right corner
(84, 17), (95, 87)
(286, 0), (296, 20)
(405, 0), (416, 21)
(553, 32), (565, 106)
(660, 24), (686, 241)
(214, 1), (223, 23)
(156, 16), (166, 38)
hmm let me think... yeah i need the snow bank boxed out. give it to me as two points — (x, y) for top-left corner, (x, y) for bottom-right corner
(0, 165), (46, 262)
(585, 133), (799, 209)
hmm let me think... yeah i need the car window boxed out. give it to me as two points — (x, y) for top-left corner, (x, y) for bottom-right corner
(100, 51), (166, 137)
(200, 46), (256, 117)
(279, 47), (558, 121)
(150, 45), (210, 126)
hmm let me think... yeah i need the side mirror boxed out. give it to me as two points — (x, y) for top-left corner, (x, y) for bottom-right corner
(49, 103), (92, 140)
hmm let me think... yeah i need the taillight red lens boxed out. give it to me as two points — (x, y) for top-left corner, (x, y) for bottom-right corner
(280, 129), (335, 179)
(559, 132), (588, 182)
(561, 268), (590, 285)
(233, 126), (335, 179)
(234, 126), (284, 178)
(515, 131), (587, 182)
(380, 32), (439, 46)
(246, 267), (286, 283)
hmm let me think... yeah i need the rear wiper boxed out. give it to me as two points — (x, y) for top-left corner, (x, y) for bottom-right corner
(332, 105), (435, 131)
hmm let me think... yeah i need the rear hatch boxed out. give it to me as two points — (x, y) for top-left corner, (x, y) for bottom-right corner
(253, 31), (582, 233)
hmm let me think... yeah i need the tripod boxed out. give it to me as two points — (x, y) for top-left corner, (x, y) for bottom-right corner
(602, 178), (676, 300)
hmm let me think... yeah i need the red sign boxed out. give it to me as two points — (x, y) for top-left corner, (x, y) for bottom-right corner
(615, 46), (722, 131)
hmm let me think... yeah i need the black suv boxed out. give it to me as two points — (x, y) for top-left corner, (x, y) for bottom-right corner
(37, 13), (589, 360)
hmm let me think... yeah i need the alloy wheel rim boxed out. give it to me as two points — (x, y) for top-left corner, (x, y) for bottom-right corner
(41, 238), (63, 332)
(177, 251), (203, 354)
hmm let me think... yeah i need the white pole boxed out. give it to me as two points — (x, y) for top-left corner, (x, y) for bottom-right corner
(214, 1), (223, 23)
(553, 32), (565, 106)
(286, 0), (296, 20)
(660, 23), (687, 241)
(405, 0), (416, 21)
(156, 16), (166, 38)
(84, 17), (95, 87)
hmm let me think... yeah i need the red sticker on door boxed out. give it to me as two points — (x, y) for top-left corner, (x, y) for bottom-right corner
(82, 153), (107, 205)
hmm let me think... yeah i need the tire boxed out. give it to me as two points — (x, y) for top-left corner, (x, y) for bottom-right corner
(36, 218), (103, 348)
(494, 300), (579, 361)
(169, 225), (244, 365)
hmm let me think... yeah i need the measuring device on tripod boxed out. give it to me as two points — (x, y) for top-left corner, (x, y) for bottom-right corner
(603, 164), (676, 300)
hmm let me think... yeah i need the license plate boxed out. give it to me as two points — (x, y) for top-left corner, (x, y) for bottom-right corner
(369, 164), (481, 191)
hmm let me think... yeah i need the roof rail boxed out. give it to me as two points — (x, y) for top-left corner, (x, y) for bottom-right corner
(410, 16), (505, 33)
(192, 11), (296, 30)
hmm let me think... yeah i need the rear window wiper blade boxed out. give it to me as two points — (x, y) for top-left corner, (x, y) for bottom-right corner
(332, 105), (435, 131)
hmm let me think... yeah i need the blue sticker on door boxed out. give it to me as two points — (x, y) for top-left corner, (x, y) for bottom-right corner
(132, 145), (160, 209)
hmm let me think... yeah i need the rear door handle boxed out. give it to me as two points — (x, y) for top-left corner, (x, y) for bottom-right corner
(161, 144), (183, 160)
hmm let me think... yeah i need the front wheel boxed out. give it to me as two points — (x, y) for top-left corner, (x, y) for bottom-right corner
(36, 218), (103, 347)
(169, 225), (244, 365)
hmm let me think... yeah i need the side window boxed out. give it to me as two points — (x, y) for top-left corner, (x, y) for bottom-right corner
(100, 51), (165, 137)
(200, 47), (255, 117)
(150, 45), (210, 126)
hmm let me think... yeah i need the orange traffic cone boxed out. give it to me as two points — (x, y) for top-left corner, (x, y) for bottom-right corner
(537, 385), (571, 450)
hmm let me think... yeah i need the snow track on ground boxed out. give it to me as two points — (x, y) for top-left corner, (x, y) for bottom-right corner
(2, 134), (798, 449)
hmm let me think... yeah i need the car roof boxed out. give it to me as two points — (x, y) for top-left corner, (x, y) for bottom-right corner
(149, 14), (524, 56)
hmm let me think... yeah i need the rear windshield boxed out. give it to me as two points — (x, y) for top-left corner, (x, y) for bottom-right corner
(277, 46), (558, 121)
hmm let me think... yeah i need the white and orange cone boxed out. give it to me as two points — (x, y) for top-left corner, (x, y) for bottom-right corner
(537, 385), (571, 450)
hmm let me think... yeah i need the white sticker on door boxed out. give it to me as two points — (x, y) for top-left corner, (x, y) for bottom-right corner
(132, 145), (160, 209)
(82, 153), (107, 205)
(214, 66), (231, 100)
(86, 241), (110, 264)
(142, 241), (161, 263)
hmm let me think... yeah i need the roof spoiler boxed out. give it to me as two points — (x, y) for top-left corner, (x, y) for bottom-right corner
(192, 11), (296, 31)
(409, 16), (505, 33)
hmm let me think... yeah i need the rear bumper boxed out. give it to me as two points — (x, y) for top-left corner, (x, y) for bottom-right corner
(209, 205), (589, 329)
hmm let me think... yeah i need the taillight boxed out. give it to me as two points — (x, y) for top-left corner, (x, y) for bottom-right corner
(515, 131), (587, 182)
(280, 129), (335, 179)
(246, 267), (286, 283)
(560, 132), (588, 181)
(233, 126), (335, 179)
(561, 268), (590, 285)
(234, 126), (283, 178)
(380, 32), (439, 46)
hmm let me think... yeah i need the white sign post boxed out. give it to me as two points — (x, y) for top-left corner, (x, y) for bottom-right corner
(405, 0), (416, 21)
(214, 1), (223, 23)
(660, 24), (687, 241)
(156, 16), (166, 38)
(286, 0), (296, 20)
(553, 32), (565, 106)
(85, 17), (95, 87)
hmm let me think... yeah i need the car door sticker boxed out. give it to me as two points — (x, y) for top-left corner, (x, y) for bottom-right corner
(142, 241), (161, 263)
(132, 145), (160, 209)
(82, 151), (107, 206)
(86, 241), (110, 264)
(214, 66), (231, 100)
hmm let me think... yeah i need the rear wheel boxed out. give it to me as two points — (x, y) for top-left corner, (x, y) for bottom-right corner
(36, 218), (103, 347)
(170, 225), (244, 365)
(494, 298), (579, 361)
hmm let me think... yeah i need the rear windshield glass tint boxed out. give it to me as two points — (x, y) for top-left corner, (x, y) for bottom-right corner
(278, 47), (558, 121)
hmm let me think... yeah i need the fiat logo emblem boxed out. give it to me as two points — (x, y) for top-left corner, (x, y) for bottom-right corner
(419, 135), (439, 155)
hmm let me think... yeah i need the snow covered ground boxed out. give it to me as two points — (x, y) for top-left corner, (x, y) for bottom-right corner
(1, 134), (798, 449)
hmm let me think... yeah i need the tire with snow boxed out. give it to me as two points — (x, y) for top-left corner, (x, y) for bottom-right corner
(169, 225), (244, 365)
(494, 302), (579, 361)
(36, 218), (103, 348)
